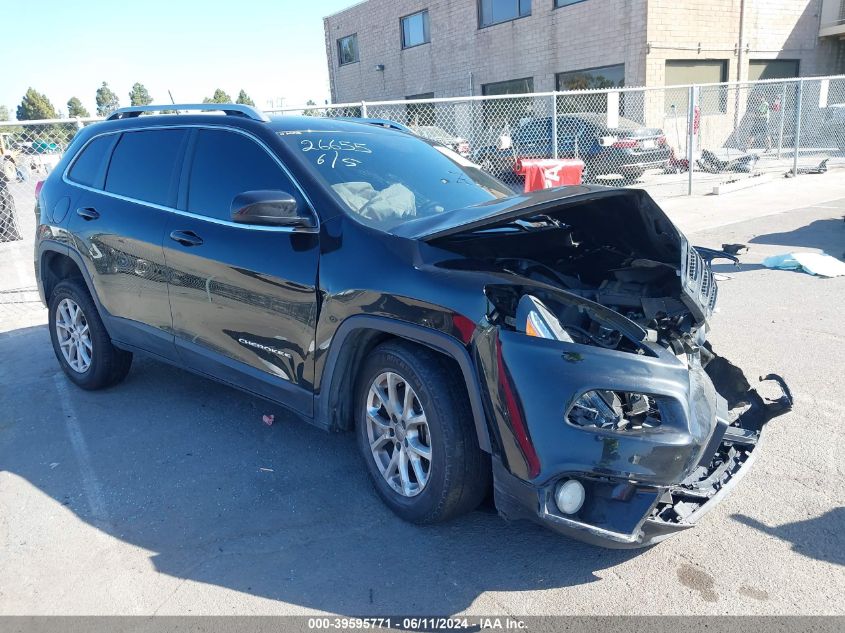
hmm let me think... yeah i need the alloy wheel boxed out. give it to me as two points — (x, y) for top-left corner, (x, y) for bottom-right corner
(55, 298), (92, 373)
(365, 371), (432, 497)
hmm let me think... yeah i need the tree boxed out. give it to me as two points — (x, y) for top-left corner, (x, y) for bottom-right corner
(0, 105), (9, 121)
(302, 99), (321, 117)
(67, 97), (90, 118)
(128, 82), (153, 107)
(203, 89), (233, 104)
(235, 90), (255, 106)
(16, 88), (58, 120)
(95, 82), (120, 117)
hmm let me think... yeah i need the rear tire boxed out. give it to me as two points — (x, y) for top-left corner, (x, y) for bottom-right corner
(48, 279), (132, 389)
(355, 340), (491, 524)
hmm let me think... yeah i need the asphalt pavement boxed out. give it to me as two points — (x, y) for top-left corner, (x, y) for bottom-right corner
(0, 195), (843, 616)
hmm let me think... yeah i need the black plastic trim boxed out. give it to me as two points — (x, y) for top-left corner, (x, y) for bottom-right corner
(316, 314), (492, 452)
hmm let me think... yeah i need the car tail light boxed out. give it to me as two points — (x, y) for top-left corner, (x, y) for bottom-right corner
(657, 135), (667, 146)
(35, 180), (45, 199)
(612, 138), (638, 149)
(458, 141), (470, 155)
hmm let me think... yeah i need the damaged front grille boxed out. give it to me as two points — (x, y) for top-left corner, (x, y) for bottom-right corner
(681, 243), (718, 321)
(650, 435), (754, 525)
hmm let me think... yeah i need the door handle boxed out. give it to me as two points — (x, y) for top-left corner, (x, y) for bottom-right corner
(169, 230), (204, 247)
(76, 207), (100, 221)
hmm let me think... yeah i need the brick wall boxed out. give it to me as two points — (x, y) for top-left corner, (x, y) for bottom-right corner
(324, 0), (837, 104)
(325, 0), (648, 103)
(645, 0), (834, 85)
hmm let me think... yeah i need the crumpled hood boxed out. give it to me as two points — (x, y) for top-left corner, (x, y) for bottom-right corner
(391, 185), (678, 244)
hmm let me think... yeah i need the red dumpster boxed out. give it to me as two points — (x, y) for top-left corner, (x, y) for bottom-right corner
(515, 158), (585, 193)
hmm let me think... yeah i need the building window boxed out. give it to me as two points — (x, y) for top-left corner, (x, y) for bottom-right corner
(337, 34), (359, 66)
(556, 64), (624, 91)
(401, 10), (430, 49)
(555, 0), (587, 7)
(665, 60), (728, 113)
(482, 77), (534, 96)
(748, 59), (800, 81)
(478, 0), (531, 28)
(481, 77), (534, 128)
(406, 93), (435, 126)
(556, 64), (625, 114)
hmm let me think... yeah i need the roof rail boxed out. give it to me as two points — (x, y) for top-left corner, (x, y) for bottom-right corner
(106, 103), (270, 123)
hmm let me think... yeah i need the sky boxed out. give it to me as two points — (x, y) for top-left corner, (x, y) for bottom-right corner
(1, 0), (356, 118)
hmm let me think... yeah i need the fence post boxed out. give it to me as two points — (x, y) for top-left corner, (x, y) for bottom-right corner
(687, 86), (695, 196)
(792, 79), (804, 177)
(361, 101), (368, 117)
(776, 82), (787, 159)
(551, 94), (558, 159)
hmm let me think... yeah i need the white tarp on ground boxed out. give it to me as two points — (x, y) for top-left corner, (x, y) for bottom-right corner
(763, 252), (845, 277)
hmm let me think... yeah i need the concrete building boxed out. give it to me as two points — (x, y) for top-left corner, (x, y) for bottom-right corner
(323, 0), (845, 103)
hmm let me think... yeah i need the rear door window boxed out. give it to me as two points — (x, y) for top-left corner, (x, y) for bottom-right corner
(68, 135), (115, 188)
(105, 129), (187, 206)
(186, 129), (301, 221)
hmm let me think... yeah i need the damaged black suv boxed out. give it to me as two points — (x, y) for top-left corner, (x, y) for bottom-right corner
(35, 104), (791, 547)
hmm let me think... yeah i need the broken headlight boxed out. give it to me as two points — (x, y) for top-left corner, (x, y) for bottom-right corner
(568, 390), (664, 432)
(516, 295), (574, 342)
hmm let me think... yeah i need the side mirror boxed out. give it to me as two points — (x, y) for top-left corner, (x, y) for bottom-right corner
(230, 190), (316, 229)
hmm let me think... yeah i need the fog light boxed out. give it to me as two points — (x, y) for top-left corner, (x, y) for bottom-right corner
(554, 479), (585, 515)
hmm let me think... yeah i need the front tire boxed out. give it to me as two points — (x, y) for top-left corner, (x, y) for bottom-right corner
(355, 341), (490, 524)
(48, 279), (132, 389)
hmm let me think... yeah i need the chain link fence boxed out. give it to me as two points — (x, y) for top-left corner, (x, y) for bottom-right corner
(1, 75), (844, 320)
(272, 74), (845, 200)
(0, 118), (98, 327)
(1, 118), (98, 245)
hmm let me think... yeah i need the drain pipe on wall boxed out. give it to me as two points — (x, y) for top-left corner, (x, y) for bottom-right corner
(733, 0), (747, 131)
(737, 0), (746, 82)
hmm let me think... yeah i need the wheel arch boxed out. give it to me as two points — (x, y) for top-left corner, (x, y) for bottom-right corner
(38, 243), (108, 328)
(316, 315), (493, 453)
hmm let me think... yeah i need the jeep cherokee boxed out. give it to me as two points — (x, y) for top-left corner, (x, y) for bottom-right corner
(34, 104), (791, 547)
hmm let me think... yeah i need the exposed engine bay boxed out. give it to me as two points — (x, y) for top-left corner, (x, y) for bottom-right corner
(435, 192), (789, 444)
(434, 193), (714, 358)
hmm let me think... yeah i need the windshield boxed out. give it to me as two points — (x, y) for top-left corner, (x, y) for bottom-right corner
(280, 131), (513, 230)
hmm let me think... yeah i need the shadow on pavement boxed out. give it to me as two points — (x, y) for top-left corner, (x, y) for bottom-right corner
(1, 324), (638, 615)
(749, 218), (845, 254)
(731, 509), (845, 568)
(711, 263), (767, 275)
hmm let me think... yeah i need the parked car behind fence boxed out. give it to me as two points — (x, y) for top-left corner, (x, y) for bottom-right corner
(473, 114), (671, 182)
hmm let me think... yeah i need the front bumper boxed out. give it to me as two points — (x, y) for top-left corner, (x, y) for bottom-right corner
(482, 329), (792, 548)
(595, 148), (671, 175)
(493, 393), (775, 548)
